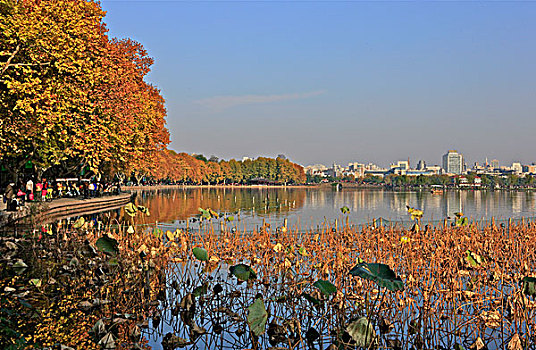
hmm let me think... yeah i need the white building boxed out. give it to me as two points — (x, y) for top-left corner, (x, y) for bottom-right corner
(304, 164), (328, 176)
(512, 162), (523, 175)
(442, 150), (464, 175)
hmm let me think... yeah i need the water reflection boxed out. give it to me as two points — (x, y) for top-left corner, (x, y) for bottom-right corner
(134, 188), (536, 228)
(134, 187), (307, 224)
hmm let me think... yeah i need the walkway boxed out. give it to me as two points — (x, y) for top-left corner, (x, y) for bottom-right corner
(0, 192), (132, 227)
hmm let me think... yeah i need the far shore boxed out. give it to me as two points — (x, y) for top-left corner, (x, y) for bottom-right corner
(122, 183), (536, 191)
(122, 184), (316, 190)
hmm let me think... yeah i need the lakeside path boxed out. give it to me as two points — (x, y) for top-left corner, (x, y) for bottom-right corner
(0, 192), (132, 227)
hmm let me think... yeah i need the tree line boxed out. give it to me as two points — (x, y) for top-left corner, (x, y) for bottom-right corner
(0, 0), (306, 186)
(136, 151), (306, 185)
(308, 173), (536, 189)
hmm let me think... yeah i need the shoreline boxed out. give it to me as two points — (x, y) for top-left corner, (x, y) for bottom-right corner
(0, 192), (132, 227)
(123, 184), (315, 190)
(122, 183), (536, 191)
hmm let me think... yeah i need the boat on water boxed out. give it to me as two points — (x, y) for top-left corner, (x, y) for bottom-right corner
(430, 185), (444, 194)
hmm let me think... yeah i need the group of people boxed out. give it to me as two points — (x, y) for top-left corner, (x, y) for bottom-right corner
(2, 177), (121, 212)
(3, 179), (48, 211)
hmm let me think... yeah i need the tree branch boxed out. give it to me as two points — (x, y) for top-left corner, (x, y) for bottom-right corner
(1, 44), (52, 75)
(1, 44), (20, 75)
(2, 61), (51, 72)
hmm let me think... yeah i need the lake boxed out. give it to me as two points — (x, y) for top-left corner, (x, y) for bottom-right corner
(131, 187), (536, 230)
(127, 186), (536, 350)
(12, 186), (532, 349)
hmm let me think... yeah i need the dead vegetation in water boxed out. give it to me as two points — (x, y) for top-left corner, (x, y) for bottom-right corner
(151, 218), (536, 350)
(0, 218), (172, 349)
(1, 212), (536, 350)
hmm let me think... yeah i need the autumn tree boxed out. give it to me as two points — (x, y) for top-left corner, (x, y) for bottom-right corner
(0, 0), (169, 180)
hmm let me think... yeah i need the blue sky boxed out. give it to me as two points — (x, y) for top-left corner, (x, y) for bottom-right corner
(101, 0), (536, 167)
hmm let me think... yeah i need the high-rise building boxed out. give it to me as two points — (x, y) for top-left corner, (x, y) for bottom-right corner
(417, 160), (426, 170)
(442, 150), (464, 174)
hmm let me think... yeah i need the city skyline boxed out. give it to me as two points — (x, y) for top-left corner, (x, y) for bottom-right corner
(305, 150), (531, 171)
(205, 151), (530, 170)
(101, 1), (536, 166)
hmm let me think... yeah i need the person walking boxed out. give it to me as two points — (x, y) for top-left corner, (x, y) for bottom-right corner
(4, 182), (15, 211)
(41, 179), (48, 202)
(26, 178), (34, 201)
(35, 180), (43, 201)
(16, 182), (25, 209)
(57, 181), (63, 198)
(82, 181), (89, 199)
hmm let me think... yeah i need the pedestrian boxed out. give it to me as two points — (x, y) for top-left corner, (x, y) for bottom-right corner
(35, 180), (43, 202)
(16, 182), (25, 208)
(4, 182), (15, 211)
(46, 186), (53, 201)
(26, 177), (34, 201)
(88, 182), (96, 197)
(57, 181), (63, 197)
(41, 179), (48, 201)
(83, 181), (89, 199)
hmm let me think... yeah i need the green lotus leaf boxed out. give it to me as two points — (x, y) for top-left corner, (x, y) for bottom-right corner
(96, 235), (119, 255)
(313, 279), (337, 296)
(522, 276), (536, 296)
(247, 297), (268, 336)
(349, 262), (404, 291)
(198, 208), (211, 220)
(192, 247), (208, 261)
(230, 263), (257, 281)
(466, 250), (483, 267)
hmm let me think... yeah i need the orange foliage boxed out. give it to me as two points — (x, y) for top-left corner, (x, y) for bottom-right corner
(141, 151), (306, 185)
(0, 0), (169, 175)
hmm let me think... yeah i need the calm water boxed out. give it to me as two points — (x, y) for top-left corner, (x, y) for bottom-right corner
(132, 187), (536, 230)
(132, 186), (536, 350)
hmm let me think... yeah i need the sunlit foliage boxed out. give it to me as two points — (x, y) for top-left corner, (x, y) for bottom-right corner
(0, 0), (169, 178)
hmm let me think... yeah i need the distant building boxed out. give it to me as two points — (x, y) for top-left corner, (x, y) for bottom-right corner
(523, 164), (536, 174)
(425, 165), (442, 175)
(512, 162), (523, 175)
(363, 163), (388, 177)
(323, 163), (344, 178)
(391, 160), (409, 170)
(389, 160), (410, 175)
(332, 163), (344, 177)
(364, 170), (388, 178)
(471, 162), (486, 173)
(416, 160), (426, 170)
(365, 163), (385, 172)
(406, 170), (435, 176)
(304, 164), (327, 176)
(442, 150), (464, 175)
(348, 162), (365, 177)
(491, 159), (500, 169)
